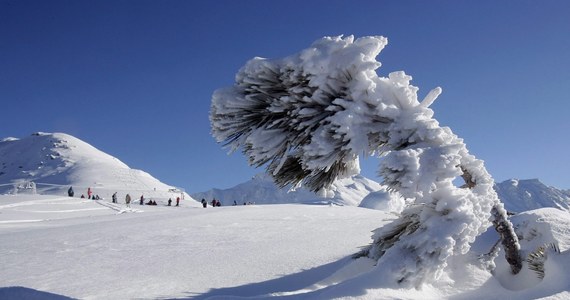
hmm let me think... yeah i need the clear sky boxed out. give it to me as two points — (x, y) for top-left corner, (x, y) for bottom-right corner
(1, 0), (569, 193)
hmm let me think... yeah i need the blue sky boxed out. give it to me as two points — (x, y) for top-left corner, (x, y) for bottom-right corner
(1, 0), (569, 193)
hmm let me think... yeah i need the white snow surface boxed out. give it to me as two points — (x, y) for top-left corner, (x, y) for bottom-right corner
(1, 194), (570, 299)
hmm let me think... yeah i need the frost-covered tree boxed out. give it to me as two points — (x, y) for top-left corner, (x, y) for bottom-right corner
(210, 35), (522, 286)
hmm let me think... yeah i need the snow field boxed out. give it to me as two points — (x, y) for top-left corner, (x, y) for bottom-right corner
(0, 195), (389, 299)
(2, 195), (570, 299)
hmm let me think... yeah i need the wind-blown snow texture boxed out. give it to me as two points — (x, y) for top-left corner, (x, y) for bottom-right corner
(210, 35), (516, 286)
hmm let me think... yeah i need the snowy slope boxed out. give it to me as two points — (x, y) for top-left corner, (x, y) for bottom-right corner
(1, 194), (570, 299)
(0, 132), (196, 204)
(495, 179), (570, 212)
(191, 172), (384, 206)
(0, 194), (389, 299)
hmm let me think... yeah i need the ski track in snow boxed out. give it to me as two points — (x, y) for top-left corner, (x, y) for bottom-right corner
(94, 200), (144, 214)
(0, 219), (46, 224)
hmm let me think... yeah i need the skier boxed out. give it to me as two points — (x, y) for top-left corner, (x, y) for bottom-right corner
(125, 194), (131, 208)
(140, 195), (144, 205)
(201, 199), (207, 208)
(112, 192), (117, 203)
(68, 186), (74, 197)
(176, 197), (180, 207)
(168, 198), (172, 206)
(87, 187), (92, 199)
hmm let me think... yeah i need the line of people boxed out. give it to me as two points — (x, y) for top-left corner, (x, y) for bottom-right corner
(69, 186), (253, 209)
(199, 198), (221, 208)
(122, 194), (181, 208)
(68, 186), (182, 208)
(199, 199), (254, 208)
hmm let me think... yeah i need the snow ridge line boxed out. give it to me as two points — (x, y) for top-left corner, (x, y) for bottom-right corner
(0, 197), (70, 209)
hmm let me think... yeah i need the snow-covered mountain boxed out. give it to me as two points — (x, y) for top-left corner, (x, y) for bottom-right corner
(0, 132), (194, 203)
(495, 178), (570, 213)
(191, 172), (385, 206)
(193, 174), (570, 213)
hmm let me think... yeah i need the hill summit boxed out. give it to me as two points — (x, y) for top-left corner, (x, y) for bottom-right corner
(0, 132), (191, 202)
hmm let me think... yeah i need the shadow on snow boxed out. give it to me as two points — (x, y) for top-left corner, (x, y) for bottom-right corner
(0, 286), (75, 300)
(172, 256), (363, 299)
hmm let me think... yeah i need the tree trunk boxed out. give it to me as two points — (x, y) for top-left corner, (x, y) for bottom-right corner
(461, 167), (522, 274)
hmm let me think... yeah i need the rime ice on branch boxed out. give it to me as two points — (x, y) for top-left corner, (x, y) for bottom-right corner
(210, 35), (521, 286)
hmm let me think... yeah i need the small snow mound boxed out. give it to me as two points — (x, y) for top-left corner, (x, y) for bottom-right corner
(491, 208), (570, 293)
(359, 189), (405, 214)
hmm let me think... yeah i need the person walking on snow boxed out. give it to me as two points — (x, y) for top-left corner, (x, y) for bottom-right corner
(140, 195), (144, 205)
(176, 197), (180, 207)
(68, 186), (74, 197)
(87, 187), (92, 199)
(125, 194), (131, 208)
(112, 192), (117, 203)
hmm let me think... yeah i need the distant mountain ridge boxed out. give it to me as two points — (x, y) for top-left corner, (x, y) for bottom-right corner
(0, 132), (193, 203)
(495, 178), (570, 212)
(193, 174), (570, 212)
(191, 172), (385, 206)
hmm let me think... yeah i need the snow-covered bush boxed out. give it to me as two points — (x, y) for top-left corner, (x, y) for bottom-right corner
(210, 35), (521, 287)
